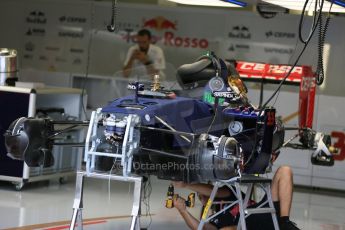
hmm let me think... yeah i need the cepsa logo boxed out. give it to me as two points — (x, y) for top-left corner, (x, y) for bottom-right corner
(142, 16), (209, 49)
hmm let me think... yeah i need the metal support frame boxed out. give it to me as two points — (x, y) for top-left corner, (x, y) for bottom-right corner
(69, 109), (143, 230)
(197, 175), (279, 230)
(84, 110), (140, 177)
(69, 171), (142, 230)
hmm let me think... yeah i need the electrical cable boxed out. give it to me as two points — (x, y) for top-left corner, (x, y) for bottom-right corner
(107, 0), (118, 32)
(108, 147), (120, 201)
(298, 0), (324, 44)
(206, 106), (219, 134)
(48, 125), (79, 139)
(261, 0), (325, 112)
(271, 31), (300, 109)
(316, 14), (325, 85)
(141, 175), (152, 229)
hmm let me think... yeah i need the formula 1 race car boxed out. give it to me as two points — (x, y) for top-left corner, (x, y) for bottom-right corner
(4, 52), (334, 184)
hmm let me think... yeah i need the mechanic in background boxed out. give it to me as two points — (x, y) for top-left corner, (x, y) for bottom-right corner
(172, 166), (300, 230)
(123, 29), (165, 78)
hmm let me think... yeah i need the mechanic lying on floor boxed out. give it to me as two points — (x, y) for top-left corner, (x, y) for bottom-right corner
(172, 166), (300, 230)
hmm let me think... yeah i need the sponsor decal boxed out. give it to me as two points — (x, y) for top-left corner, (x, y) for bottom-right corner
(70, 48), (84, 53)
(119, 29), (161, 44)
(264, 47), (294, 54)
(228, 26), (251, 39)
(268, 65), (303, 76)
(143, 16), (177, 31)
(59, 16), (87, 23)
(23, 54), (34, 59)
(331, 131), (345, 161)
(228, 44), (250, 52)
(26, 10), (47, 24)
(39, 55), (48, 61)
(127, 83), (144, 91)
(55, 57), (67, 62)
(117, 22), (140, 30)
(45, 46), (60, 51)
(72, 58), (82, 65)
(301, 77), (316, 92)
(26, 28), (45, 36)
(25, 42), (35, 52)
(164, 32), (208, 48)
(265, 31), (295, 39)
(58, 31), (84, 38)
(237, 61), (304, 76)
(212, 91), (240, 100)
(203, 92), (225, 105)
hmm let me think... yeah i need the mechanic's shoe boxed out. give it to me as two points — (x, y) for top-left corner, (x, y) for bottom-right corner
(280, 220), (301, 230)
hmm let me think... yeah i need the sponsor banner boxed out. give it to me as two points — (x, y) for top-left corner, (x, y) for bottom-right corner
(8, 1), (319, 75)
(220, 12), (299, 64)
(0, 0), (344, 91)
(236, 61), (305, 82)
(221, 40), (297, 65)
(21, 2), (91, 72)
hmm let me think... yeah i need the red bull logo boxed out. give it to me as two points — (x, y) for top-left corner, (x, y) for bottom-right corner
(143, 16), (177, 31)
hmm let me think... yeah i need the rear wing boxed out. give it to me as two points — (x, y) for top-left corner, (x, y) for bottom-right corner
(235, 61), (316, 129)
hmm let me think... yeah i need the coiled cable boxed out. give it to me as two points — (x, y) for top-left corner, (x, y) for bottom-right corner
(315, 4), (332, 85)
(107, 0), (118, 32)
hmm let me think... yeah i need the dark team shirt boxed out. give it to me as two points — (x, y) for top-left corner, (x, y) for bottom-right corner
(208, 186), (241, 228)
(208, 186), (278, 230)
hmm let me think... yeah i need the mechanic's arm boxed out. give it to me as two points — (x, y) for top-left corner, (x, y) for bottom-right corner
(174, 196), (217, 230)
(173, 182), (231, 198)
(124, 50), (158, 77)
(137, 52), (159, 77)
(123, 51), (136, 78)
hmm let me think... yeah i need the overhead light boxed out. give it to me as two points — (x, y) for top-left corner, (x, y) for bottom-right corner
(167, 0), (246, 8)
(262, 0), (345, 13)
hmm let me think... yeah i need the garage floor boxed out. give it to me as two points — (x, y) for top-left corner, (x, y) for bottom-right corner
(1, 175), (345, 230)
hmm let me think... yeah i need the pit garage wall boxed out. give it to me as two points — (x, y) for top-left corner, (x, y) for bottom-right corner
(1, 0), (345, 94)
(0, 0), (345, 189)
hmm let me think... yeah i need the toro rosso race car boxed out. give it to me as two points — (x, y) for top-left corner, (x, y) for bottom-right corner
(4, 52), (334, 184)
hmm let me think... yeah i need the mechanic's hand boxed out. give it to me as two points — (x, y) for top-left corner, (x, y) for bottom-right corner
(173, 195), (187, 212)
(132, 49), (149, 64)
(172, 181), (187, 188)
